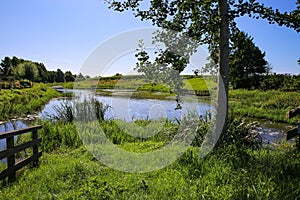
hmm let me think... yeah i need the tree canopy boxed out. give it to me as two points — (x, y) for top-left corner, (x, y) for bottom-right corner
(229, 31), (269, 89)
(106, 0), (299, 145)
(0, 56), (76, 83)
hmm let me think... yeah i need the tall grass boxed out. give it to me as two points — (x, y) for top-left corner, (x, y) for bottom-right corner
(1, 107), (299, 198)
(47, 98), (111, 123)
(38, 120), (82, 152)
(229, 90), (300, 124)
(1, 141), (299, 199)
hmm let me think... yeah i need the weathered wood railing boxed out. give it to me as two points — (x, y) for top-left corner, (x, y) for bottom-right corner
(0, 125), (42, 183)
(286, 106), (300, 148)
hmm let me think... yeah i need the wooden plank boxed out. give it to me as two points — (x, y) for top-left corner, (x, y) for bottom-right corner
(0, 138), (42, 160)
(32, 130), (39, 167)
(0, 125), (42, 140)
(0, 168), (9, 180)
(287, 128), (299, 140)
(14, 151), (42, 171)
(286, 106), (300, 119)
(0, 152), (42, 181)
(6, 137), (16, 182)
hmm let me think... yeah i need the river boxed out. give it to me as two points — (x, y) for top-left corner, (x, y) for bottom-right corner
(0, 89), (212, 152)
(0, 89), (291, 153)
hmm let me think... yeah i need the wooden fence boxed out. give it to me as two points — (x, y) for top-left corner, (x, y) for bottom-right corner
(182, 89), (210, 96)
(286, 106), (300, 148)
(0, 125), (42, 183)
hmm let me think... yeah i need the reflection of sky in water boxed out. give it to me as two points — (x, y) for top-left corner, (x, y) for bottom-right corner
(95, 96), (212, 122)
(0, 120), (28, 162)
(39, 90), (212, 122)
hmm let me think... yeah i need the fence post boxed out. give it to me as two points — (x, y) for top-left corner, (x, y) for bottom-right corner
(32, 130), (39, 167)
(6, 136), (16, 183)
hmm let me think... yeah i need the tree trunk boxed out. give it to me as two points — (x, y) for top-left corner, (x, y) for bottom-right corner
(215, 0), (229, 147)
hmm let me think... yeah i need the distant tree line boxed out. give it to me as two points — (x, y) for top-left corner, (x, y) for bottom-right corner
(202, 31), (300, 91)
(255, 73), (300, 91)
(0, 56), (76, 83)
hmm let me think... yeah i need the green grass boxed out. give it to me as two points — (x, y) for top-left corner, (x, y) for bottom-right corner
(183, 77), (216, 91)
(1, 112), (300, 199)
(1, 143), (299, 199)
(229, 90), (300, 124)
(69, 76), (214, 92)
(2, 81), (300, 199)
(0, 84), (61, 120)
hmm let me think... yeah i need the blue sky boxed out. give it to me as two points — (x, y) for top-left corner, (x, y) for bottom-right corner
(0, 0), (299, 75)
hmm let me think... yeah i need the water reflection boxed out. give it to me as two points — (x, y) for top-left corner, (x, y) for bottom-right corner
(0, 120), (29, 162)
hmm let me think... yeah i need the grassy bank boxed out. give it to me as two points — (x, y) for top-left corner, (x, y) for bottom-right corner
(68, 76), (214, 92)
(1, 138), (299, 199)
(1, 115), (300, 199)
(229, 90), (300, 124)
(0, 84), (61, 120)
(64, 77), (298, 124)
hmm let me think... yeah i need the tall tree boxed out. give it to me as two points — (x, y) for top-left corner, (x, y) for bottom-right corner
(36, 63), (48, 82)
(106, 0), (299, 145)
(48, 71), (57, 83)
(229, 31), (269, 89)
(24, 63), (35, 82)
(55, 69), (65, 83)
(0, 57), (13, 75)
(76, 73), (85, 81)
(65, 71), (75, 82)
(11, 56), (23, 67)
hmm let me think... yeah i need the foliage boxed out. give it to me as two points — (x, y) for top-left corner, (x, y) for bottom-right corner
(106, 0), (299, 146)
(0, 84), (61, 120)
(55, 69), (65, 83)
(226, 113), (262, 149)
(73, 75), (213, 95)
(229, 89), (300, 124)
(65, 71), (75, 82)
(47, 98), (111, 123)
(2, 102), (297, 199)
(38, 121), (82, 152)
(0, 56), (76, 83)
(0, 80), (32, 89)
(258, 74), (300, 91)
(49, 100), (75, 123)
(1, 140), (299, 199)
(23, 63), (35, 81)
(229, 31), (269, 89)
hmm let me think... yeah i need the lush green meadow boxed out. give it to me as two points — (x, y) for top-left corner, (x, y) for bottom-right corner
(229, 90), (300, 124)
(1, 118), (299, 199)
(67, 76), (213, 92)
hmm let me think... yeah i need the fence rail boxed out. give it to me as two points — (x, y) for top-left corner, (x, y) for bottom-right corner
(0, 125), (42, 183)
(286, 107), (300, 149)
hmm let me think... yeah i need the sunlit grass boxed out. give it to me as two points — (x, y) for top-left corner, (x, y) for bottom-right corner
(1, 143), (299, 199)
(229, 90), (300, 124)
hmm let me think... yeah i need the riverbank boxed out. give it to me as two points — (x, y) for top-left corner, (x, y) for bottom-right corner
(0, 84), (61, 121)
(1, 119), (299, 199)
(229, 90), (300, 125)
(62, 76), (213, 95)
(64, 76), (298, 125)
